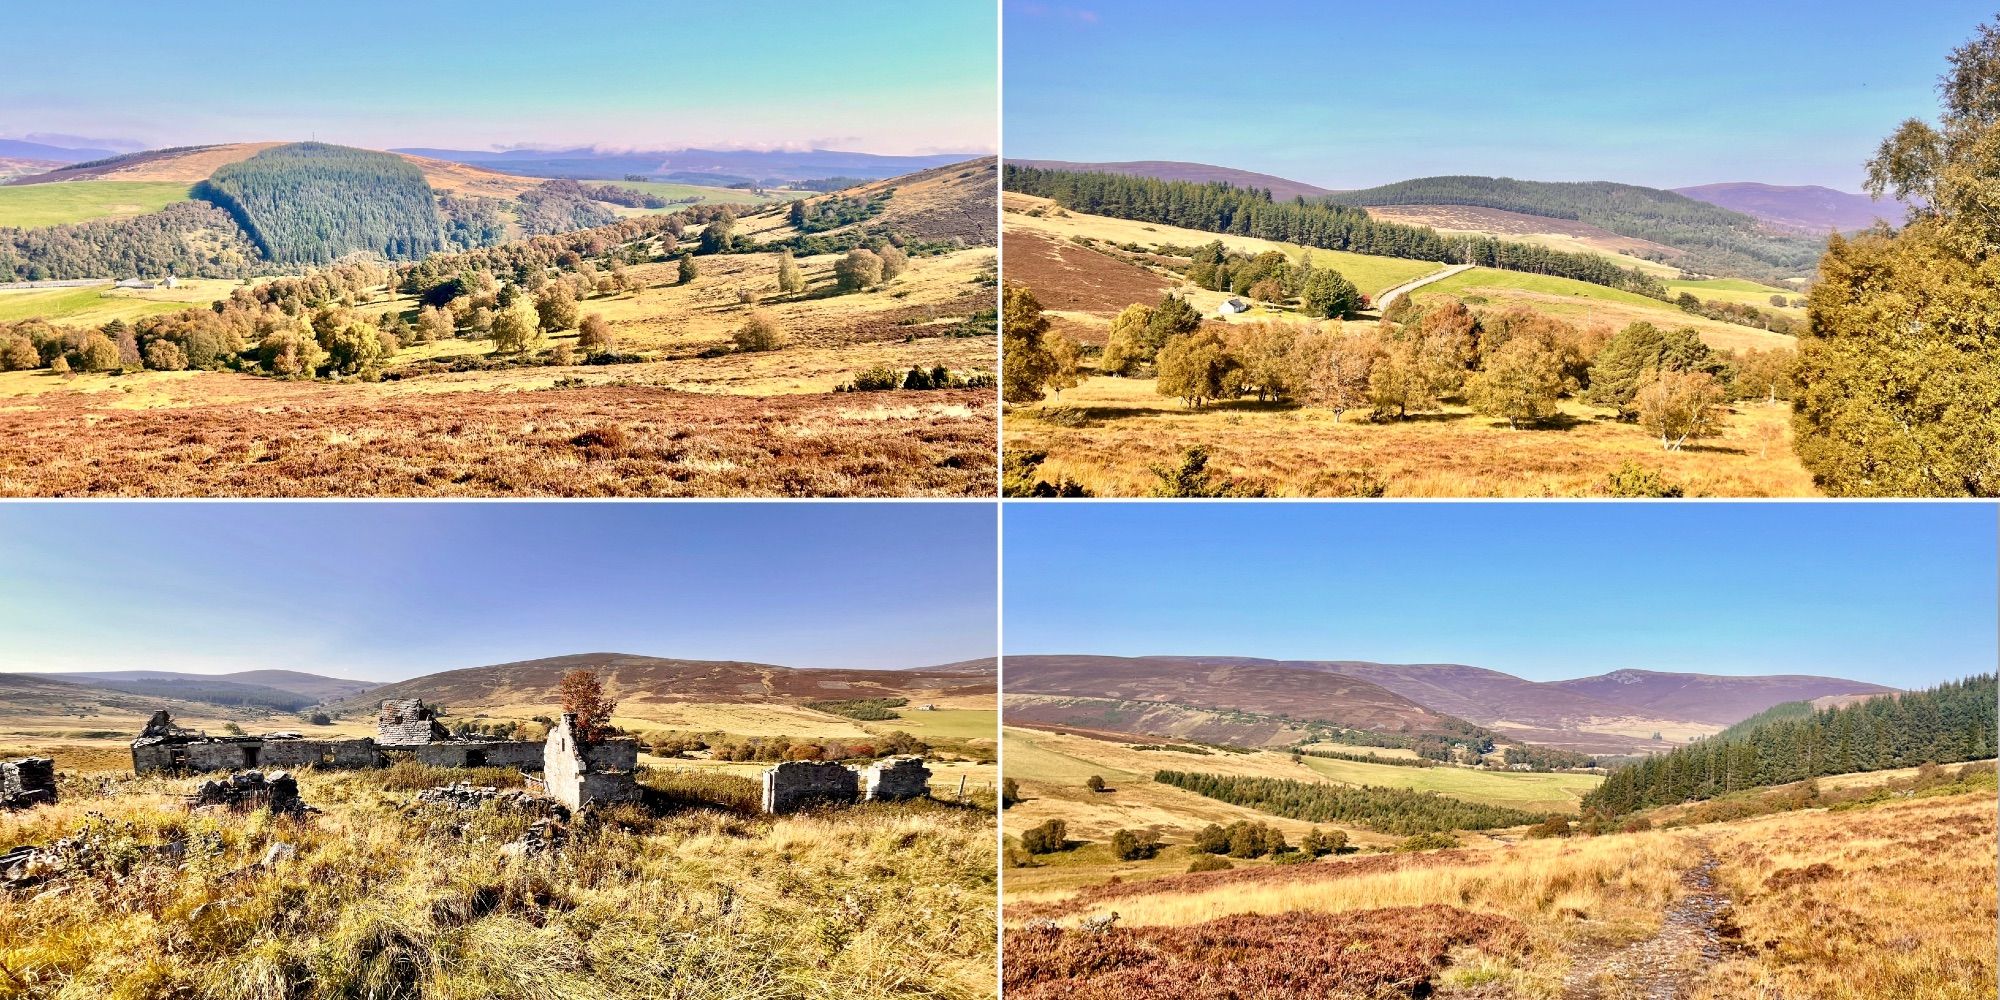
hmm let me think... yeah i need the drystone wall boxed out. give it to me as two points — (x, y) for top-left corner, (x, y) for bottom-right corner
(0, 758), (56, 808)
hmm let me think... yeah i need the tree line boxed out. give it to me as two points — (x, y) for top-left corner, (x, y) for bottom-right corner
(1325, 175), (1824, 284)
(0, 201), (266, 282)
(1154, 769), (1546, 834)
(1580, 674), (1997, 815)
(1004, 165), (1667, 296)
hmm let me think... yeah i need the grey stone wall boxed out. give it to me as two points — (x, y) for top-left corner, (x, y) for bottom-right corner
(542, 715), (640, 811)
(377, 699), (450, 746)
(0, 758), (55, 808)
(761, 760), (860, 813)
(862, 756), (931, 802)
(412, 740), (542, 770)
(260, 738), (382, 770)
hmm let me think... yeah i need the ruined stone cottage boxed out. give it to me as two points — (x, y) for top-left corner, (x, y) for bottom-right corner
(130, 700), (540, 776)
(131, 710), (379, 775)
(380, 700), (542, 769)
(761, 755), (932, 813)
(0, 757), (56, 809)
(541, 714), (641, 811)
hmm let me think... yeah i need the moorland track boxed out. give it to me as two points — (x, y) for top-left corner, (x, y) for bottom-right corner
(1558, 840), (1738, 1000)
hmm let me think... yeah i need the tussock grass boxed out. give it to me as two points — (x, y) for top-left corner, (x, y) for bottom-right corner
(0, 766), (997, 999)
(1694, 791), (1995, 1000)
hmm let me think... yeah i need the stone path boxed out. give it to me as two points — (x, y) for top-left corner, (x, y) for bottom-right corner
(1559, 844), (1737, 1000)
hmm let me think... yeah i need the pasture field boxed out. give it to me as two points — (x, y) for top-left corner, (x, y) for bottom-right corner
(1004, 193), (1444, 299)
(0, 180), (191, 228)
(1008, 376), (1816, 497)
(1411, 268), (1795, 355)
(0, 278), (249, 325)
(1001, 726), (1597, 860)
(1297, 755), (1598, 814)
(606, 180), (792, 212)
(0, 763), (999, 1000)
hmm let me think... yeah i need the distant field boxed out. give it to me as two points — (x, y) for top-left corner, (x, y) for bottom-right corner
(1412, 266), (1795, 354)
(0, 278), (245, 325)
(1298, 754), (1597, 814)
(609, 180), (791, 211)
(865, 707), (997, 742)
(1663, 276), (1808, 319)
(1008, 375), (1817, 497)
(0, 181), (191, 228)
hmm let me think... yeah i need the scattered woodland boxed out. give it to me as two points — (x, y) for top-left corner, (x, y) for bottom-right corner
(1002, 17), (2000, 497)
(0, 155), (998, 496)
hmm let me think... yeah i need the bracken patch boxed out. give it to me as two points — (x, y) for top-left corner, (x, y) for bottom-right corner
(1003, 904), (1525, 1000)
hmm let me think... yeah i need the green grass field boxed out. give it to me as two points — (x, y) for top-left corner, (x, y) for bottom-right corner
(0, 284), (219, 324)
(1298, 755), (1599, 814)
(0, 181), (192, 228)
(608, 180), (792, 211)
(865, 708), (996, 742)
(1664, 276), (1806, 313)
(1418, 266), (1674, 309)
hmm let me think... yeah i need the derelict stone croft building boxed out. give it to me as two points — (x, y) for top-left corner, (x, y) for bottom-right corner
(131, 702), (541, 775)
(541, 714), (642, 811)
(760, 755), (931, 813)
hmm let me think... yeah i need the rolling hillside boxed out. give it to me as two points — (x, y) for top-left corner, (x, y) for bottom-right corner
(1328, 175), (1825, 282)
(1006, 159), (1336, 201)
(25, 668), (375, 705)
(1548, 669), (1896, 727)
(1001, 655), (1465, 734)
(394, 146), (976, 185)
(1673, 182), (1908, 233)
(329, 652), (995, 716)
(1002, 656), (1897, 754)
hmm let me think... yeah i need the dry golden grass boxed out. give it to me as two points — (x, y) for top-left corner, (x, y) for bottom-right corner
(1693, 791), (1995, 1000)
(0, 765), (998, 1000)
(1009, 376), (1816, 497)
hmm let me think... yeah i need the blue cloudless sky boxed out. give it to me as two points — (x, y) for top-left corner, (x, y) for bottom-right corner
(0, 1), (996, 154)
(1003, 503), (1996, 689)
(0, 503), (996, 680)
(1005, 0), (1993, 190)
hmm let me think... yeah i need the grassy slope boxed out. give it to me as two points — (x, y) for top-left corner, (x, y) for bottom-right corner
(0, 766), (999, 999)
(1007, 775), (1993, 1000)
(1003, 193), (1442, 299)
(0, 181), (191, 228)
(607, 180), (791, 211)
(1008, 375), (1816, 498)
(1413, 267), (1794, 354)
(1003, 726), (1598, 851)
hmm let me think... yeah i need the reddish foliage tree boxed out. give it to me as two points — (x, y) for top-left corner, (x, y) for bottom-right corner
(558, 669), (618, 743)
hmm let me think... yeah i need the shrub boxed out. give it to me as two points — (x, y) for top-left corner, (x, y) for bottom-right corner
(1186, 854), (1233, 873)
(1397, 832), (1461, 852)
(1109, 828), (1160, 861)
(1526, 815), (1574, 839)
(677, 257), (698, 284)
(1085, 775), (1106, 793)
(1020, 819), (1067, 855)
(733, 311), (787, 352)
(142, 339), (188, 372)
(1602, 461), (1685, 498)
